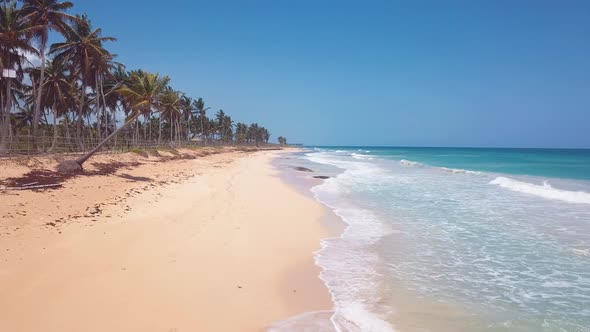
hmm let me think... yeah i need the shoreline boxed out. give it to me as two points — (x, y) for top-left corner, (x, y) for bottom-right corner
(270, 153), (349, 331)
(0, 148), (335, 331)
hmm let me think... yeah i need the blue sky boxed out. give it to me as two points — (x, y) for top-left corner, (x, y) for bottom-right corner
(73, 0), (589, 147)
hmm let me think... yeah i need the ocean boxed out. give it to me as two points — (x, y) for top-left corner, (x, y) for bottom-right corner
(277, 147), (590, 332)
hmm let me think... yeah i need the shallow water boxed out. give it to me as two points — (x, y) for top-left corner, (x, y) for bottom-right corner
(275, 147), (590, 332)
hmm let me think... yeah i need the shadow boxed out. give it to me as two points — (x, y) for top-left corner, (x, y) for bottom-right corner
(117, 173), (153, 182)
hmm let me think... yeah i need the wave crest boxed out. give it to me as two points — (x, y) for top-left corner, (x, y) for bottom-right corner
(351, 153), (374, 160)
(490, 177), (590, 205)
(400, 159), (482, 176)
(400, 159), (425, 167)
(438, 167), (482, 175)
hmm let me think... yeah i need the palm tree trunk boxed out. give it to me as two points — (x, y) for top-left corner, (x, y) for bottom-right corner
(200, 116), (204, 136)
(87, 115), (93, 144)
(177, 119), (181, 143)
(95, 75), (101, 140)
(77, 83), (86, 150)
(76, 112), (140, 166)
(146, 111), (152, 142)
(135, 119), (139, 145)
(48, 109), (59, 152)
(158, 116), (162, 145)
(0, 79), (12, 153)
(32, 37), (47, 150)
(64, 112), (71, 142)
(143, 115), (147, 141)
(100, 77), (108, 137)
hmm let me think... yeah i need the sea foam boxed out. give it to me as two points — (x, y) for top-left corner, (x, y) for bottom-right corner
(438, 167), (482, 175)
(400, 159), (482, 176)
(490, 177), (590, 205)
(305, 152), (396, 332)
(351, 153), (374, 160)
(400, 159), (424, 167)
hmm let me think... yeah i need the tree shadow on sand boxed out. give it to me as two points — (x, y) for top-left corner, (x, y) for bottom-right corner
(117, 173), (153, 182)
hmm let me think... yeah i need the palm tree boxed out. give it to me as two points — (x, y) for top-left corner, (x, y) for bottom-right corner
(0, 2), (40, 153)
(89, 51), (117, 140)
(157, 87), (182, 143)
(102, 64), (128, 139)
(261, 127), (271, 143)
(58, 70), (170, 172)
(21, 0), (74, 148)
(247, 123), (259, 145)
(179, 95), (193, 140)
(222, 114), (234, 143)
(215, 109), (225, 141)
(235, 122), (248, 144)
(49, 13), (115, 149)
(27, 59), (73, 150)
(192, 97), (209, 141)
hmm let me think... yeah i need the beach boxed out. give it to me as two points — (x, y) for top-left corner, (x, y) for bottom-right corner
(0, 148), (335, 331)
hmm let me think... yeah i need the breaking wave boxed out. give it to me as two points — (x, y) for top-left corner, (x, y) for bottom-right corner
(400, 159), (425, 167)
(400, 159), (482, 175)
(490, 177), (590, 205)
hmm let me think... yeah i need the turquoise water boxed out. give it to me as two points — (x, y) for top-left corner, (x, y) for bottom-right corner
(319, 147), (590, 180)
(298, 147), (590, 331)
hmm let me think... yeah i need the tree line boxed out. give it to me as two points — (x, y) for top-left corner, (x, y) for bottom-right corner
(0, 0), (287, 155)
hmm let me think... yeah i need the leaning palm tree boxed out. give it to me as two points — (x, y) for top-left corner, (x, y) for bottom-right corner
(49, 14), (116, 149)
(21, 0), (74, 148)
(57, 70), (170, 172)
(0, 2), (40, 153)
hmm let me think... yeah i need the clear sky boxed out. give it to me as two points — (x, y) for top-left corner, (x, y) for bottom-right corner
(73, 0), (589, 148)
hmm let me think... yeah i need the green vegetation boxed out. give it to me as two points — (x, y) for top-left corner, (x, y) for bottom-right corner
(0, 0), (287, 167)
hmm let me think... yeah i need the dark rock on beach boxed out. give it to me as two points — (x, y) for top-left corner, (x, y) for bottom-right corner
(293, 166), (314, 172)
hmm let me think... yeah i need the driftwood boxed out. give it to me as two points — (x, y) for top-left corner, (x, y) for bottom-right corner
(2, 183), (63, 191)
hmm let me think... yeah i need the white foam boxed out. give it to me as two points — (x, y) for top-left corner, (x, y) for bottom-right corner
(332, 302), (396, 332)
(438, 167), (482, 175)
(268, 311), (337, 331)
(490, 177), (590, 205)
(400, 159), (424, 167)
(304, 150), (396, 332)
(400, 160), (483, 176)
(571, 248), (590, 257)
(351, 153), (374, 161)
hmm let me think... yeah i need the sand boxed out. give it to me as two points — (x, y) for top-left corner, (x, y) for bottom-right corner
(0, 148), (334, 331)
